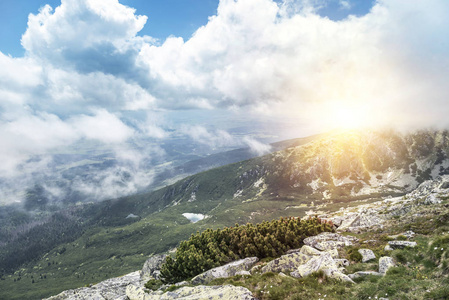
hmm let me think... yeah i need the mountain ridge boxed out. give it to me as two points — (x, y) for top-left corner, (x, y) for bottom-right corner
(1, 129), (449, 299)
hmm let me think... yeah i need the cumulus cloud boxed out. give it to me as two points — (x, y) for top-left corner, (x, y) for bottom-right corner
(1, 0), (449, 204)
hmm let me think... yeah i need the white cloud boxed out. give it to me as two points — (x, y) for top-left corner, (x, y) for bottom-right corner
(243, 137), (272, 156)
(1, 0), (449, 204)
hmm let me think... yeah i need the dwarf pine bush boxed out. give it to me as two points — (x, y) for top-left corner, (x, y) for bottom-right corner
(160, 217), (333, 283)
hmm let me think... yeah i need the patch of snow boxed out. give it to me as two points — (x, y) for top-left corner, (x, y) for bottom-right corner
(253, 178), (264, 188)
(182, 213), (206, 223)
(126, 214), (139, 219)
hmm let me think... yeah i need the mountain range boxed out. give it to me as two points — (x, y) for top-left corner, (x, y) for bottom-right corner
(1, 129), (449, 299)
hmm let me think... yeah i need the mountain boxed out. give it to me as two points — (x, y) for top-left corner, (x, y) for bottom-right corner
(1, 129), (449, 299)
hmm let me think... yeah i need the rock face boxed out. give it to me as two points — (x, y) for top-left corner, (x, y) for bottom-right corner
(358, 249), (376, 263)
(126, 284), (256, 300)
(141, 254), (167, 282)
(191, 257), (259, 284)
(388, 241), (417, 249)
(45, 271), (141, 300)
(303, 232), (358, 251)
(379, 256), (395, 274)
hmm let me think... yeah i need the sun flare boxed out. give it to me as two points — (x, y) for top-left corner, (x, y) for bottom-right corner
(334, 107), (364, 129)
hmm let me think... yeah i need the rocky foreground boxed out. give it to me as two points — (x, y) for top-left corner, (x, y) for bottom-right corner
(46, 175), (449, 300)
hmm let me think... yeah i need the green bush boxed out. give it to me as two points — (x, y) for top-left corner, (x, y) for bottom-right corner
(160, 217), (333, 283)
(144, 279), (163, 291)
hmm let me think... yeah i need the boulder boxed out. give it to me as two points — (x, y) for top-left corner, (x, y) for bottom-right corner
(384, 245), (393, 251)
(127, 285), (256, 300)
(46, 271), (141, 300)
(322, 268), (355, 283)
(292, 252), (339, 278)
(379, 256), (395, 274)
(303, 232), (358, 251)
(388, 241), (417, 249)
(348, 271), (383, 280)
(191, 257), (258, 284)
(299, 245), (323, 256)
(141, 254), (167, 282)
(358, 249), (376, 263)
(338, 213), (384, 232)
(261, 252), (312, 274)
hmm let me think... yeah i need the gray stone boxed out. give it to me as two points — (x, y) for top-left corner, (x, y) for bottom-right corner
(384, 245), (393, 251)
(235, 270), (251, 276)
(294, 252), (338, 278)
(127, 284), (256, 300)
(45, 271), (141, 300)
(261, 252), (312, 274)
(358, 249), (376, 263)
(191, 257), (258, 284)
(379, 256), (395, 274)
(303, 232), (358, 251)
(335, 259), (350, 267)
(388, 241), (417, 249)
(322, 268), (355, 283)
(141, 254), (167, 282)
(348, 271), (383, 280)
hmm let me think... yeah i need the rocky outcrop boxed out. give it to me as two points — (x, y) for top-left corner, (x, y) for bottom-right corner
(191, 257), (259, 284)
(358, 249), (376, 263)
(141, 254), (167, 282)
(45, 271), (141, 300)
(126, 284), (256, 300)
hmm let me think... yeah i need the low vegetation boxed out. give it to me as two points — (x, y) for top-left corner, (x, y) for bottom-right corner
(160, 217), (334, 283)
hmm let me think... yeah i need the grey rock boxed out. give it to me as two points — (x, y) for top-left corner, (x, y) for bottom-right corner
(338, 213), (384, 232)
(388, 241), (417, 249)
(335, 259), (350, 267)
(191, 257), (258, 284)
(384, 245), (394, 251)
(322, 268), (355, 283)
(46, 271), (141, 300)
(303, 232), (358, 251)
(261, 252), (312, 274)
(294, 252), (338, 278)
(379, 256), (395, 274)
(358, 249), (376, 263)
(440, 181), (449, 189)
(235, 270), (251, 276)
(348, 271), (383, 279)
(127, 284), (256, 300)
(141, 254), (167, 282)
(174, 281), (189, 287)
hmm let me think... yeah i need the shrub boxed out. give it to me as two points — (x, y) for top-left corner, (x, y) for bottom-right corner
(160, 217), (333, 283)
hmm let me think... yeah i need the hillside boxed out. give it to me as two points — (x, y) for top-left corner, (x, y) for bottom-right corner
(1, 129), (449, 299)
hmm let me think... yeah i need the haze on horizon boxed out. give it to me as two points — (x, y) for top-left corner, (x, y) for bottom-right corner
(1, 0), (448, 205)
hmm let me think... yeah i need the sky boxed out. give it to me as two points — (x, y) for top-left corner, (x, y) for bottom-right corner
(1, 0), (449, 205)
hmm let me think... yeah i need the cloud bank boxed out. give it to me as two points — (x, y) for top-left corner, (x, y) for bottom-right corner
(1, 0), (448, 204)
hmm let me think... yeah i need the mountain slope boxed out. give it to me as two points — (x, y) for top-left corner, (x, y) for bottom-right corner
(1, 129), (449, 299)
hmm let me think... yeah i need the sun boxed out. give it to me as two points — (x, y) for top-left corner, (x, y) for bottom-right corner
(334, 107), (363, 129)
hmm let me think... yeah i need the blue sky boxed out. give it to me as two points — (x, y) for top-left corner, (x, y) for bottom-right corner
(0, 0), (374, 57)
(0, 0), (448, 203)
